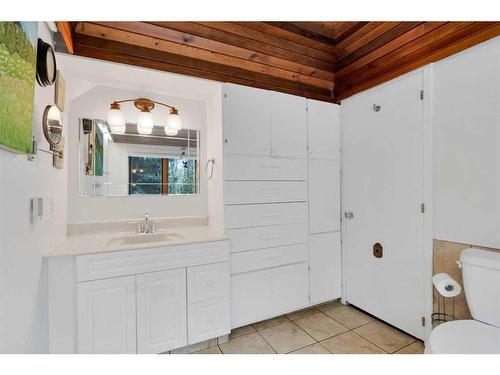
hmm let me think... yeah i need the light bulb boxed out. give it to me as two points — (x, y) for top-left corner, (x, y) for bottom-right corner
(164, 126), (178, 136)
(166, 107), (182, 131)
(107, 103), (125, 134)
(137, 110), (154, 135)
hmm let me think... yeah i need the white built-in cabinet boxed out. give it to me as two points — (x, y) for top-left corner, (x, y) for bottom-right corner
(222, 83), (341, 328)
(223, 85), (307, 158)
(49, 241), (230, 354)
(307, 99), (342, 304)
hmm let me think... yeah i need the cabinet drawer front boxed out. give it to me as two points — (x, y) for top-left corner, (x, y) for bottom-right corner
(187, 262), (230, 303)
(225, 181), (307, 204)
(272, 262), (309, 315)
(230, 244), (308, 275)
(76, 241), (229, 282)
(226, 202), (307, 229)
(188, 297), (230, 345)
(228, 223), (307, 253)
(224, 156), (307, 181)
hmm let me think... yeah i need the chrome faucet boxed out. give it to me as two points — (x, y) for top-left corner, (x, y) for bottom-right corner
(138, 213), (155, 234)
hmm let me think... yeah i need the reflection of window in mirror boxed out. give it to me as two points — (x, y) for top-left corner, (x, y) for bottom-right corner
(79, 119), (200, 197)
(128, 156), (198, 195)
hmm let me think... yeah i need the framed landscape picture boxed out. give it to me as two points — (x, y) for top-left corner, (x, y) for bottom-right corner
(0, 22), (38, 154)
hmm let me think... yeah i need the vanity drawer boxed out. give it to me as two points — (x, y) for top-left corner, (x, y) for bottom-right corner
(225, 181), (307, 204)
(187, 262), (229, 303)
(224, 156), (307, 181)
(230, 244), (308, 275)
(76, 241), (229, 282)
(228, 223), (307, 253)
(188, 297), (230, 345)
(225, 202), (307, 229)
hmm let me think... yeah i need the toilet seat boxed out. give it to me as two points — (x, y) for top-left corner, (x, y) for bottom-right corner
(428, 320), (500, 354)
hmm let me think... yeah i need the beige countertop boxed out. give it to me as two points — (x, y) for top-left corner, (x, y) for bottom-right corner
(44, 225), (228, 257)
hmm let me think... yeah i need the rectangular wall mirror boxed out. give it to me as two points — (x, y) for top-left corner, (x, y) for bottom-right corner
(79, 119), (200, 197)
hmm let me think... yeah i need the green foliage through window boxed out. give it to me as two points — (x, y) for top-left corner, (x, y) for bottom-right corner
(128, 156), (198, 195)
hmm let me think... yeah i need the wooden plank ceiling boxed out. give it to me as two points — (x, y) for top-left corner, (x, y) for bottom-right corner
(56, 21), (500, 102)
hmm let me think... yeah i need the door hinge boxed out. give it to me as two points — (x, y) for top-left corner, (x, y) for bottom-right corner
(420, 90), (424, 100)
(421, 203), (425, 213)
(421, 316), (426, 327)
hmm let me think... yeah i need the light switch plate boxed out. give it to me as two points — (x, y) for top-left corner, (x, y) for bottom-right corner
(30, 197), (43, 223)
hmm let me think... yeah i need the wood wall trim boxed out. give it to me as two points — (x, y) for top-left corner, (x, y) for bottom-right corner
(56, 21), (74, 54)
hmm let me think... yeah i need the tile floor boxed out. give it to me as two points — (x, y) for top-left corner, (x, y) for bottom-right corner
(194, 301), (425, 354)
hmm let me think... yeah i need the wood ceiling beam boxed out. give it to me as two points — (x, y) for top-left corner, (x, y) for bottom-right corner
(98, 21), (334, 82)
(76, 22), (334, 91)
(266, 22), (337, 45)
(335, 22), (485, 92)
(56, 21), (74, 54)
(73, 34), (335, 102)
(150, 22), (333, 72)
(336, 22), (444, 79)
(236, 22), (335, 55)
(336, 23), (500, 101)
(336, 22), (423, 71)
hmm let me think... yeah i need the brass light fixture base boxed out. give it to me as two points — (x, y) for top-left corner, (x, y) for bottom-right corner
(134, 98), (155, 112)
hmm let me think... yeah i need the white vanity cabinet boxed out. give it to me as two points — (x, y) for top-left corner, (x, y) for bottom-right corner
(48, 239), (230, 354)
(77, 275), (137, 354)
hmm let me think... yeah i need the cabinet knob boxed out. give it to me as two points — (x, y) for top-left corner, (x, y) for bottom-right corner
(206, 280), (215, 288)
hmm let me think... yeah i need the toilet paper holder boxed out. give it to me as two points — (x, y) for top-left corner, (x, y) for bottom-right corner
(431, 273), (461, 326)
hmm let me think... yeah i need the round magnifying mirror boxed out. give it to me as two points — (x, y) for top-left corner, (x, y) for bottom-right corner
(42, 105), (63, 146)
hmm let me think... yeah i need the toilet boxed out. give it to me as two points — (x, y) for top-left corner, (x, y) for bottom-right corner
(427, 248), (500, 354)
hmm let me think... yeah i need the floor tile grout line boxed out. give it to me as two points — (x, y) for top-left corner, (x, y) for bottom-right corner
(392, 339), (423, 354)
(349, 328), (391, 354)
(255, 329), (278, 354)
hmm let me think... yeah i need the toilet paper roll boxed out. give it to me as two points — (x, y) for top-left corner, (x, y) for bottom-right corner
(432, 273), (461, 298)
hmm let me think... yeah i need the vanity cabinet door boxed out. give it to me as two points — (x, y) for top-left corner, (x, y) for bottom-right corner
(223, 84), (271, 156)
(270, 91), (307, 158)
(136, 269), (187, 354)
(77, 276), (137, 354)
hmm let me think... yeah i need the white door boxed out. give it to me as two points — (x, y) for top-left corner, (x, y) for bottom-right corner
(77, 276), (136, 354)
(309, 159), (341, 233)
(223, 84), (271, 156)
(342, 72), (425, 339)
(270, 91), (307, 158)
(307, 99), (340, 160)
(136, 269), (187, 354)
(309, 232), (342, 304)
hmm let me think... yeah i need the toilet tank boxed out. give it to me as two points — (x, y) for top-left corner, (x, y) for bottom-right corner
(460, 248), (500, 327)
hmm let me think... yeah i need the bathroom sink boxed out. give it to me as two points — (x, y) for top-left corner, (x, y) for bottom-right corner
(107, 232), (182, 246)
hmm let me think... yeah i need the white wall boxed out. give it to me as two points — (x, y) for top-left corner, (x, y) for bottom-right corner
(57, 55), (223, 224)
(0, 22), (68, 353)
(434, 36), (500, 248)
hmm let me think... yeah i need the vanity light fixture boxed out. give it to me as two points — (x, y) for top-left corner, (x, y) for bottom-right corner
(106, 98), (182, 136)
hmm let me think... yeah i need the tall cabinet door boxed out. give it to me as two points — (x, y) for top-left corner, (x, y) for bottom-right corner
(270, 91), (307, 158)
(223, 84), (271, 156)
(309, 159), (340, 233)
(310, 232), (342, 304)
(308, 99), (340, 160)
(77, 276), (136, 354)
(136, 269), (187, 354)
